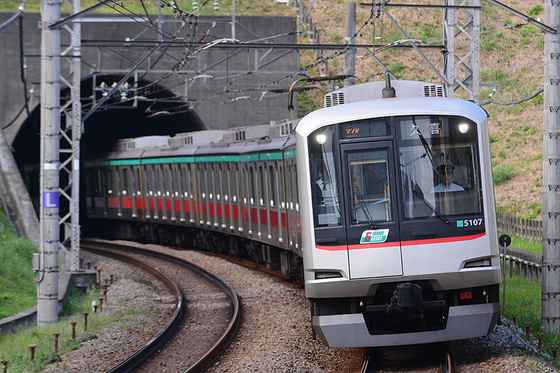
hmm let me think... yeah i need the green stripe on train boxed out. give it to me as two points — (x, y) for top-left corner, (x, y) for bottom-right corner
(142, 157), (194, 164)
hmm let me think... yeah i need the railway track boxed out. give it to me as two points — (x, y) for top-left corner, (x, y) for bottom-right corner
(360, 344), (456, 373)
(81, 241), (241, 373)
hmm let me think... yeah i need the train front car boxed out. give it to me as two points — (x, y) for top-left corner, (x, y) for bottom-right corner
(295, 80), (501, 348)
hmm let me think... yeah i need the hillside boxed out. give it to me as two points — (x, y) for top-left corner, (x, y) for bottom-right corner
(296, 0), (545, 219)
(1, 0), (545, 219)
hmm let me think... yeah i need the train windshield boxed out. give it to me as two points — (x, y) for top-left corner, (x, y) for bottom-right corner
(397, 115), (482, 219)
(308, 125), (342, 227)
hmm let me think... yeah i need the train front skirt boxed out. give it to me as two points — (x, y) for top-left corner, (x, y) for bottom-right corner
(312, 302), (500, 347)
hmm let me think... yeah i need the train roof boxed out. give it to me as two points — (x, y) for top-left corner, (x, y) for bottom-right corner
(298, 81), (488, 139)
(94, 119), (299, 162)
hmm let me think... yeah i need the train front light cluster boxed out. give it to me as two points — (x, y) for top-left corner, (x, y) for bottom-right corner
(315, 271), (343, 279)
(463, 258), (492, 268)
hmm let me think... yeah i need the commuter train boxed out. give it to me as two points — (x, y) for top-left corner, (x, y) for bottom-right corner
(83, 80), (501, 348)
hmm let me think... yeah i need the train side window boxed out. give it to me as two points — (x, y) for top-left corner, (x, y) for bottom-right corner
(185, 164), (192, 198)
(222, 164), (230, 202)
(216, 163), (222, 201)
(156, 166), (163, 197)
(230, 164), (237, 203)
(268, 165), (276, 208)
(106, 169), (115, 194)
(133, 167), (140, 197)
(292, 164), (299, 212)
(121, 168), (129, 196)
(308, 125), (341, 227)
(259, 165), (266, 207)
(162, 165), (170, 197)
(147, 165), (155, 197)
(249, 166), (256, 205)
(92, 169), (103, 196)
(278, 164), (284, 210)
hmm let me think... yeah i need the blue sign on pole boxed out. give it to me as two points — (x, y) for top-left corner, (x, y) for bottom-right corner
(43, 192), (59, 208)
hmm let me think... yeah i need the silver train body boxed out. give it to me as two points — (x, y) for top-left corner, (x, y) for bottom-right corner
(295, 81), (501, 347)
(83, 80), (501, 348)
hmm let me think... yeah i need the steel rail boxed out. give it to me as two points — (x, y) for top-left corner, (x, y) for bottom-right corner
(81, 244), (185, 373)
(82, 241), (241, 373)
(441, 346), (455, 373)
(359, 348), (377, 373)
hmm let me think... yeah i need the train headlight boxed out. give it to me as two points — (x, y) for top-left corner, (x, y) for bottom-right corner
(315, 271), (343, 279)
(464, 258), (491, 268)
(459, 123), (469, 133)
(316, 134), (327, 144)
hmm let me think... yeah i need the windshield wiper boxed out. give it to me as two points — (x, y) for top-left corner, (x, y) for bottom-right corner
(352, 185), (378, 229)
(412, 189), (450, 224)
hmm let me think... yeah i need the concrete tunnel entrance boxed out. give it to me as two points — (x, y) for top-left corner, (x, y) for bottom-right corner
(11, 74), (209, 215)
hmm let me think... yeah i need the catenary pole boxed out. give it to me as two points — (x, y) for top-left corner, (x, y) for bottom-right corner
(344, 1), (356, 87)
(543, 0), (560, 333)
(38, 0), (61, 325)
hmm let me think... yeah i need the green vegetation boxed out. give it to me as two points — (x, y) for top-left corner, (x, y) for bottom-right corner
(0, 0), (293, 16)
(493, 164), (516, 185)
(0, 200), (37, 319)
(528, 5), (544, 18)
(500, 234), (560, 366)
(509, 235), (542, 255)
(0, 287), (108, 373)
(500, 275), (560, 365)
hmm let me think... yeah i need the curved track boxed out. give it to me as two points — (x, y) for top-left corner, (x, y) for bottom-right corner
(82, 241), (242, 373)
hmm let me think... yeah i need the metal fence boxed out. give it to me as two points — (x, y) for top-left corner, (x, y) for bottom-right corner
(496, 212), (542, 242)
(500, 246), (542, 283)
(496, 212), (542, 282)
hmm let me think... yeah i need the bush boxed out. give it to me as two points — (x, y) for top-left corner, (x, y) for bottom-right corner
(493, 165), (516, 185)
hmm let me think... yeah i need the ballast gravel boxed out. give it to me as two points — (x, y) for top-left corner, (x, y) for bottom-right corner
(44, 241), (560, 372)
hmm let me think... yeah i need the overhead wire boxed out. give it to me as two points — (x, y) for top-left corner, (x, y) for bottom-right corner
(70, 0), (545, 119)
(1, 0), (29, 130)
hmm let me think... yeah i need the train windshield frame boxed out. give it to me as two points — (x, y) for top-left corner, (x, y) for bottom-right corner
(308, 114), (484, 243)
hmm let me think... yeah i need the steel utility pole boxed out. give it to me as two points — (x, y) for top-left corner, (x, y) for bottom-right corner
(38, 0), (61, 325)
(59, 0), (82, 272)
(542, 0), (560, 333)
(344, 1), (356, 87)
(442, 0), (480, 101)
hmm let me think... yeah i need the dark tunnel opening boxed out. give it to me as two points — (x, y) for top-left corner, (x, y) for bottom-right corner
(12, 74), (209, 217)
(12, 74), (208, 167)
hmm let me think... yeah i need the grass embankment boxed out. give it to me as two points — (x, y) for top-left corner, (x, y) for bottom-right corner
(0, 198), (108, 372)
(0, 202), (37, 319)
(500, 236), (560, 366)
(0, 288), (108, 373)
(501, 276), (560, 366)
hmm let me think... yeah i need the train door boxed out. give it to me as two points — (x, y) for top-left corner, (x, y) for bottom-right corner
(286, 159), (300, 251)
(86, 168), (103, 217)
(340, 141), (403, 279)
